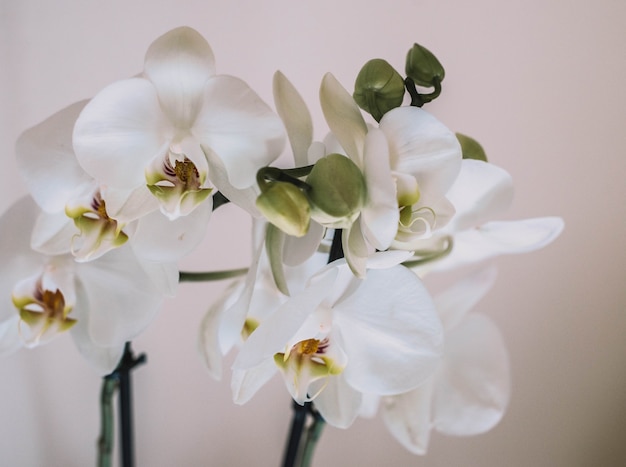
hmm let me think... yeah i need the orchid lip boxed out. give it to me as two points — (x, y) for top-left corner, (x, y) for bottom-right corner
(65, 189), (129, 262)
(146, 150), (212, 220)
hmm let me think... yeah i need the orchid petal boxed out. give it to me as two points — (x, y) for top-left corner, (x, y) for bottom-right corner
(320, 73), (367, 166)
(199, 279), (244, 380)
(202, 145), (260, 216)
(137, 260), (179, 298)
(434, 313), (510, 436)
(217, 222), (267, 355)
(144, 26), (216, 128)
(194, 75), (285, 189)
(16, 100), (93, 213)
(232, 360), (278, 405)
(336, 266), (443, 394)
(0, 197), (45, 322)
(365, 250), (413, 269)
(0, 315), (21, 356)
(380, 106), (461, 204)
(435, 266), (498, 330)
(102, 185), (159, 224)
(273, 71), (312, 167)
(311, 374), (363, 428)
(73, 77), (169, 189)
(130, 200), (212, 262)
(361, 128), (399, 250)
(445, 160), (514, 232)
(382, 380), (434, 455)
(282, 221), (325, 267)
(342, 223), (369, 279)
(31, 211), (77, 256)
(433, 217), (565, 271)
(233, 267), (338, 370)
(77, 246), (163, 346)
(70, 282), (125, 374)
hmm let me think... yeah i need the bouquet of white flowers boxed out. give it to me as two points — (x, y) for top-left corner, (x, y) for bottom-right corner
(0, 26), (563, 467)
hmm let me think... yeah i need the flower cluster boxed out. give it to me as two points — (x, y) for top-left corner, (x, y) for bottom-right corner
(0, 26), (563, 455)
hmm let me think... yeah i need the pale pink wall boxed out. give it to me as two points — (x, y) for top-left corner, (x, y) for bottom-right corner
(1, 1), (625, 466)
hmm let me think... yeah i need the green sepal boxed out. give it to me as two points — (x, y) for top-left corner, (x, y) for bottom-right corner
(456, 133), (488, 162)
(265, 223), (290, 296)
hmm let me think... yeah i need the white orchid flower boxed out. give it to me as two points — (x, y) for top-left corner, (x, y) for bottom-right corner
(16, 100), (211, 268)
(0, 197), (170, 374)
(382, 267), (510, 454)
(231, 252), (443, 428)
(414, 159), (564, 273)
(319, 73), (462, 276)
(73, 26), (285, 222)
(199, 219), (328, 381)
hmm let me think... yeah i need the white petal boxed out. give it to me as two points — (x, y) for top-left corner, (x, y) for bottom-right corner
(434, 266), (498, 330)
(432, 217), (565, 271)
(73, 77), (169, 189)
(365, 250), (414, 269)
(361, 128), (399, 249)
(0, 315), (22, 356)
(16, 100), (93, 213)
(342, 223), (369, 279)
(217, 224), (267, 356)
(130, 200), (212, 262)
(202, 145), (261, 216)
(137, 259), (179, 298)
(273, 71), (312, 167)
(336, 266), (443, 394)
(233, 267), (338, 370)
(77, 246), (163, 346)
(310, 375), (363, 428)
(380, 106), (461, 204)
(445, 160), (514, 232)
(194, 75), (285, 189)
(282, 221), (325, 267)
(199, 279), (244, 380)
(102, 185), (159, 224)
(319, 73), (367, 166)
(0, 197), (45, 322)
(144, 26), (216, 128)
(232, 360), (278, 405)
(382, 380), (434, 455)
(433, 313), (510, 436)
(70, 280), (125, 374)
(31, 210), (77, 256)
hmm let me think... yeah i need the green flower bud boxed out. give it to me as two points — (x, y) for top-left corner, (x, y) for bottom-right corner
(353, 59), (405, 122)
(405, 43), (445, 87)
(256, 182), (311, 237)
(306, 153), (366, 227)
(456, 133), (488, 162)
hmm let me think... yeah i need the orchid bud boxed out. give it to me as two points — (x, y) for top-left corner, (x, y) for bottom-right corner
(353, 59), (405, 122)
(405, 43), (445, 87)
(306, 153), (366, 227)
(256, 182), (311, 237)
(456, 133), (488, 162)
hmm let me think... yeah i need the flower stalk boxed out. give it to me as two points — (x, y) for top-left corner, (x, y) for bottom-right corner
(98, 342), (146, 467)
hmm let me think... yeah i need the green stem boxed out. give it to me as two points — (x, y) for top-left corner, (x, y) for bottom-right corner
(300, 411), (326, 467)
(404, 76), (442, 107)
(212, 191), (230, 211)
(257, 166), (313, 192)
(178, 268), (248, 282)
(97, 376), (119, 467)
(282, 164), (315, 178)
